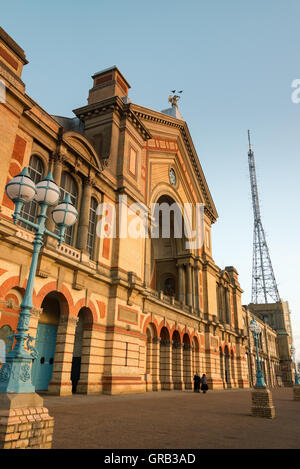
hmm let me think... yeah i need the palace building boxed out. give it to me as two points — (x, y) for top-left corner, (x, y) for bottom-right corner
(0, 27), (290, 395)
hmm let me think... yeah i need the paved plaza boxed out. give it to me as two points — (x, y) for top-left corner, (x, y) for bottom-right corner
(41, 388), (300, 449)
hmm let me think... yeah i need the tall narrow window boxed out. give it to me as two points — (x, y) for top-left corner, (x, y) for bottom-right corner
(56, 172), (78, 246)
(87, 197), (97, 258)
(19, 155), (44, 230)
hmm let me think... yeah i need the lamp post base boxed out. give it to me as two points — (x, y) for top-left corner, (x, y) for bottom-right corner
(251, 387), (276, 419)
(293, 384), (300, 401)
(0, 392), (54, 449)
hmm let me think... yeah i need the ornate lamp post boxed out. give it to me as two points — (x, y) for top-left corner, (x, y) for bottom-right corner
(290, 345), (300, 386)
(0, 167), (78, 393)
(249, 317), (266, 388)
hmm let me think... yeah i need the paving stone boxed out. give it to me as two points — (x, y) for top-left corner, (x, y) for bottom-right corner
(40, 388), (300, 449)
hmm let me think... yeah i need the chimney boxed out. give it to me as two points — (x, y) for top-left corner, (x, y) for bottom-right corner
(88, 66), (131, 104)
(0, 27), (28, 79)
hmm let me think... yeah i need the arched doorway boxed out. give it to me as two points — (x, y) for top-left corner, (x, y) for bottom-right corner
(0, 324), (12, 347)
(159, 327), (171, 390)
(172, 330), (182, 389)
(71, 308), (87, 393)
(32, 293), (60, 391)
(183, 333), (192, 389)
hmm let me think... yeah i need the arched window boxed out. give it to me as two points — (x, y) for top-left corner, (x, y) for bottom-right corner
(0, 324), (12, 346)
(57, 172), (78, 246)
(87, 197), (97, 258)
(163, 277), (175, 297)
(0, 324), (12, 362)
(19, 155), (44, 230)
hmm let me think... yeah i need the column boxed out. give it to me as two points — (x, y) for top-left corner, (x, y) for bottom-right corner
(46, 156), (63, 235)
(194, 262), (200, 315)
(77, 178), (92, 252)
(186, 263), (193, 309)
(225, 288), (231, 325)
(177, 264), (185, 305)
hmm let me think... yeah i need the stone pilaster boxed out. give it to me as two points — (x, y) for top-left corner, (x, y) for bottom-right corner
(145, 338), (153, 392)
(225, 289), (231, 325)
(46, 156), (63, 236)
(172, 342), (183, 390)
(177, 264), (185, 305)
(183, 344), (193, 389)
(76, 326), (105, 395)
(159, 340), (173, 390)
(186, 263), (193, 309)
(77, 177), (92, 252)
(194, 262), (200, 315)
(48, 315), (77, 396)
(151, 338), (161, 391)
(235, 339), (249, 388)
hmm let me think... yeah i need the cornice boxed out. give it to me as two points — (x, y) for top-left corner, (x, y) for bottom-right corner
(0, 60), (25, 90)
(0, 27), (28, 64)
(73, 96), (152, 142)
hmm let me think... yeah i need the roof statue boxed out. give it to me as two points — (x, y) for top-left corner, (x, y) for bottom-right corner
(168, 90), (183, 108)
(161, 90), (184, 120)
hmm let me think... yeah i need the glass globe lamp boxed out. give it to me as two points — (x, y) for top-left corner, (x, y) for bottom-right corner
(249, 317), (261, 336)
(5, 167), (36, 203)
(52, 194), (78, 228)
(35, 172), (60, 206)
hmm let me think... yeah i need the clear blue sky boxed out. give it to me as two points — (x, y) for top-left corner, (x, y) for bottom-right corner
(2, 0), (300, 358)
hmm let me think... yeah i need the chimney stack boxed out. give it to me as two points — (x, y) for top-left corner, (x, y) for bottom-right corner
(88, 66), (131, 104)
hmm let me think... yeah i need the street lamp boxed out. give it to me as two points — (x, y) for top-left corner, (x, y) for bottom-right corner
(290, 345), (300, 386)
(249, 317), (266, 388)
(0, 167), (78, 393)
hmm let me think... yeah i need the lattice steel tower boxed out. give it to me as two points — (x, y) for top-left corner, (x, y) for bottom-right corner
(248, 130), (280, 303)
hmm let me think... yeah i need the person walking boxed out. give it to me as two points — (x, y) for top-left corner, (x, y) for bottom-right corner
(193, 372), (201, 392)
(200, 373), (208, 394)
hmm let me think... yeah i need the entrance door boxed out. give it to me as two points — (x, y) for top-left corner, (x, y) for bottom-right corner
(32, 323), (58, 391)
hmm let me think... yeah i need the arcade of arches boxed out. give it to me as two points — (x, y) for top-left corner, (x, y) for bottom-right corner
(0, 282), (250, 395)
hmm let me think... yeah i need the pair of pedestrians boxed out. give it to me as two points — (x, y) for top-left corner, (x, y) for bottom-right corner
(193, 372), (208, 393)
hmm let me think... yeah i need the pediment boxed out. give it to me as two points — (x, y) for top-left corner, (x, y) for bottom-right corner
(131, 104), (218, 223)
(62, 131), (101, 170)
(220, 270), (231, 283)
